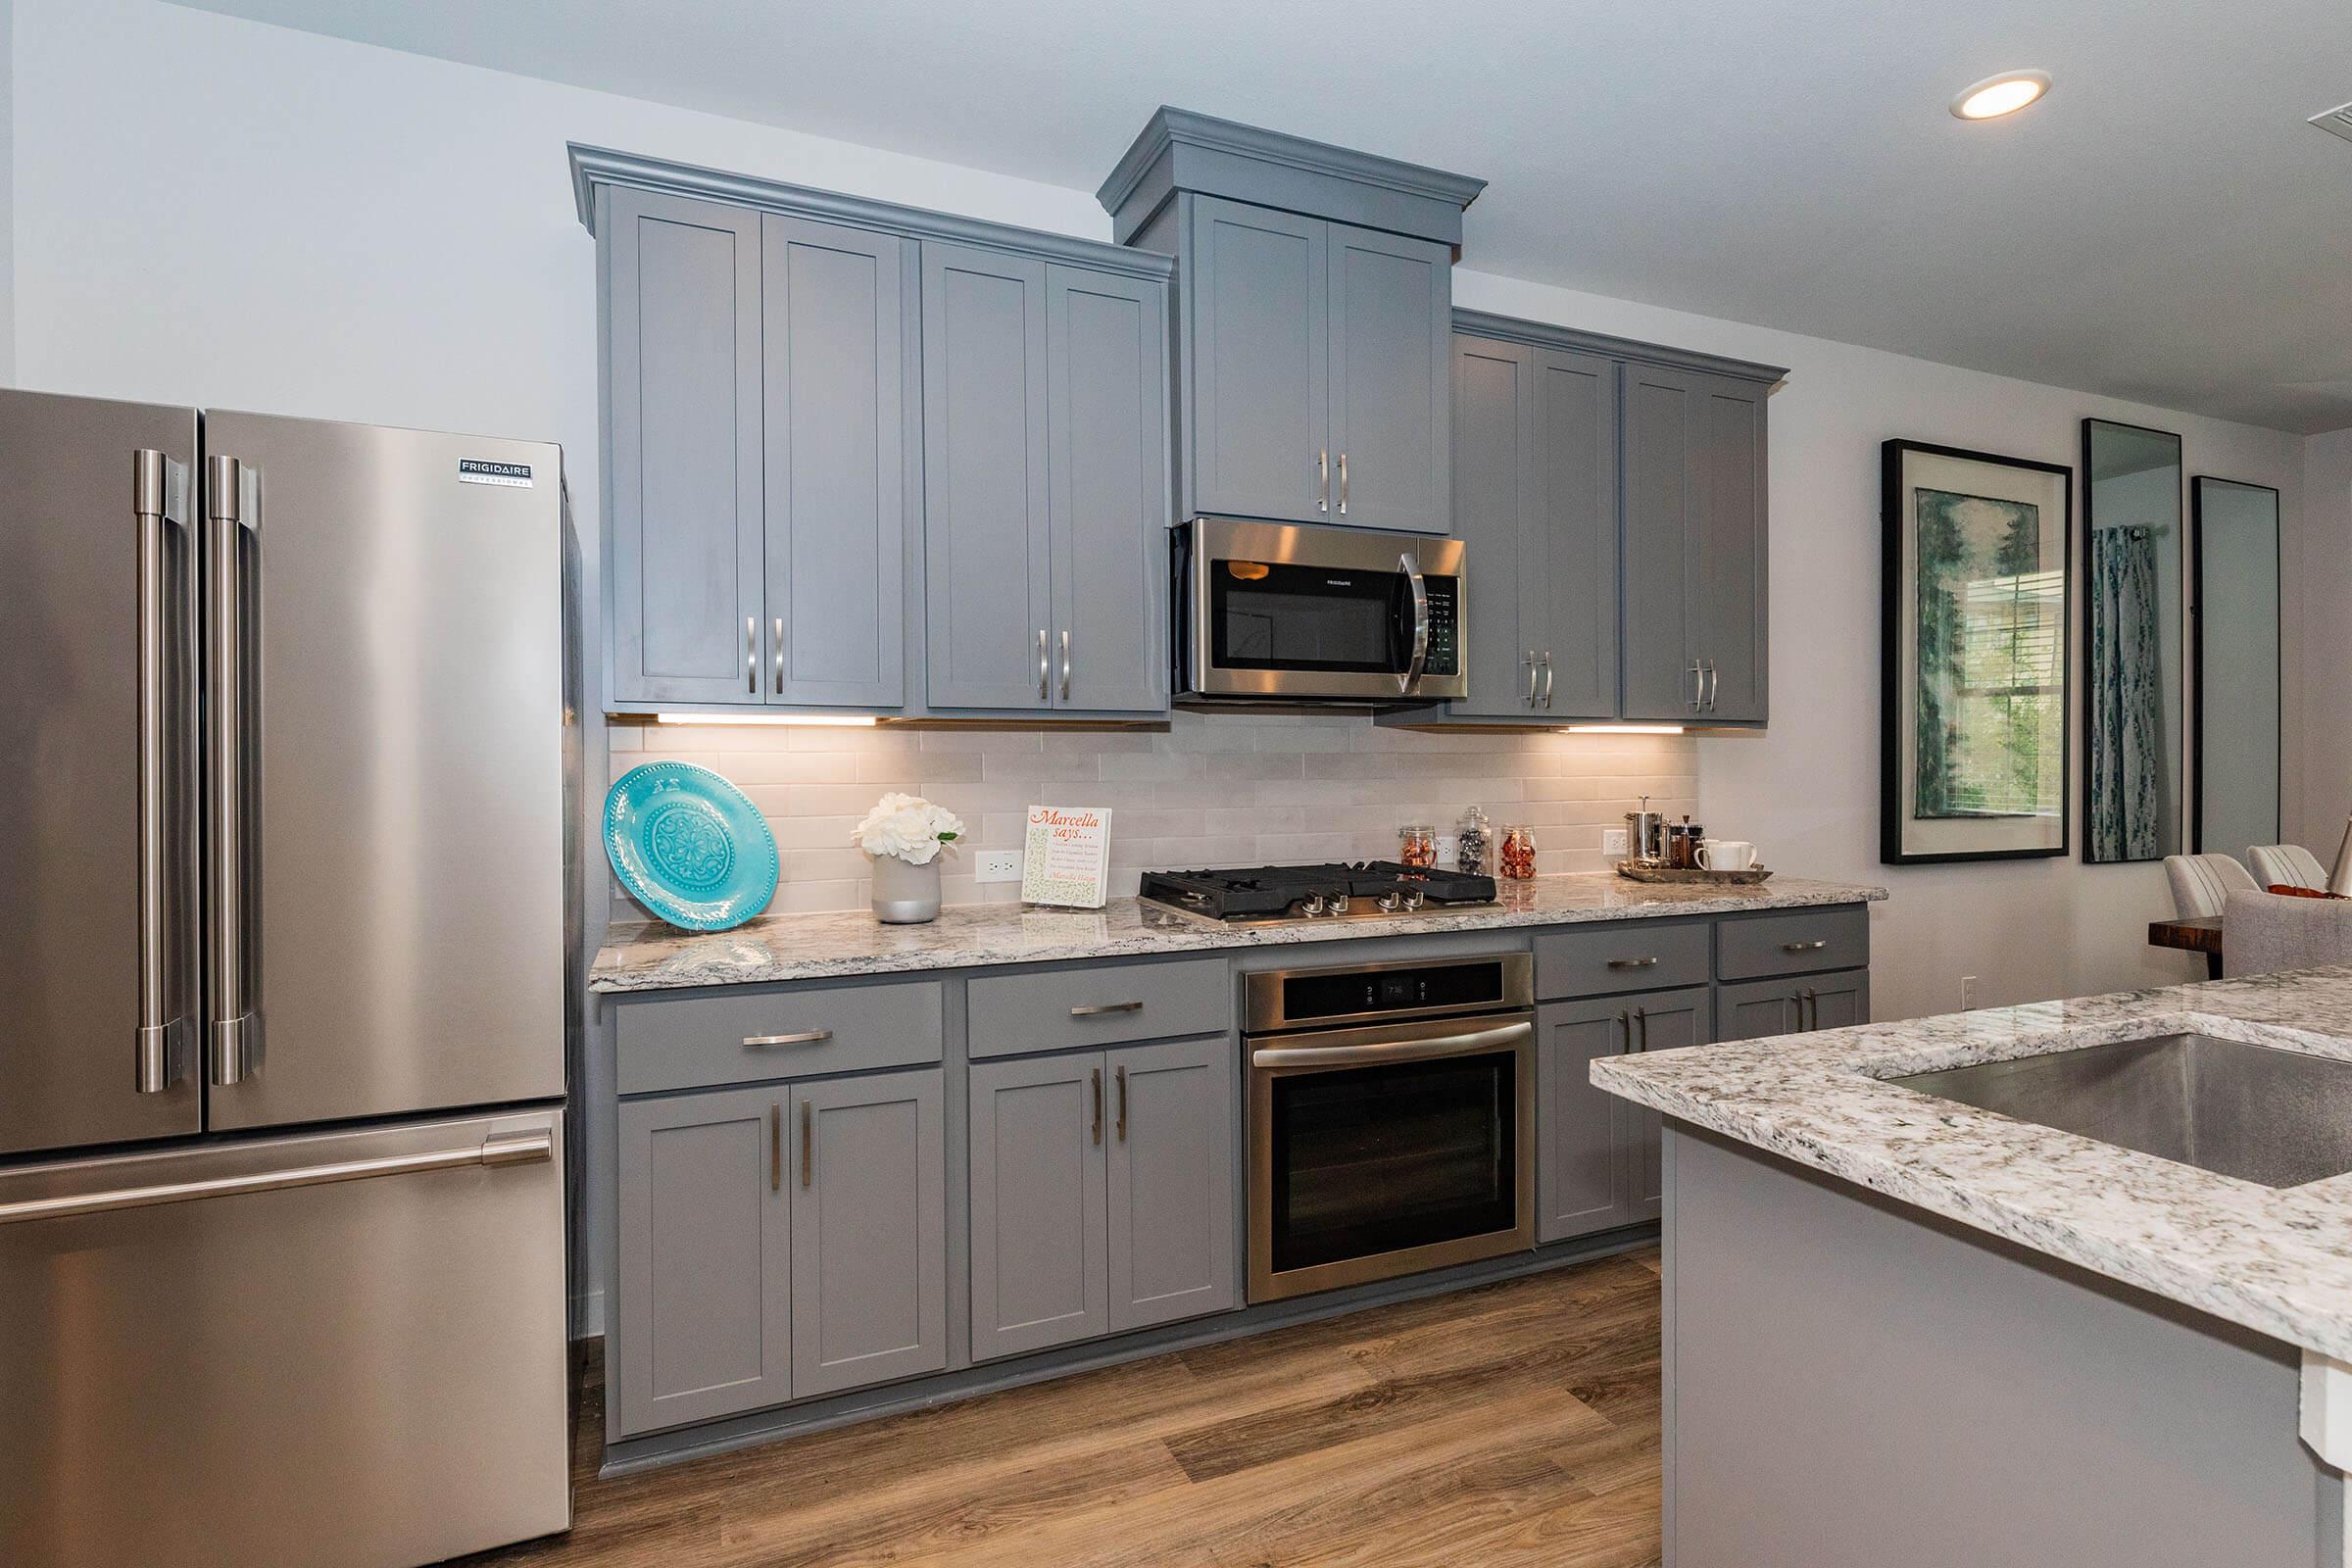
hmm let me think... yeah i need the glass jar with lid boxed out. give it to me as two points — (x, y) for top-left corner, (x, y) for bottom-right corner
(1456, 806), (1492, 876)
(1398, 823), (1438, 870)
(1498, 824), (1538, 880)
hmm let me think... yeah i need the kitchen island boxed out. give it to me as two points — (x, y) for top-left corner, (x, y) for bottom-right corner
(1595, 968), (2352, 1568)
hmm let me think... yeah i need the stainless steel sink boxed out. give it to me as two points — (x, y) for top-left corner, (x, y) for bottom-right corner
(1889, 1033), (2352, 1189)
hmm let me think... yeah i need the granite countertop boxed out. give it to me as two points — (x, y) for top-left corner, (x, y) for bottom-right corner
(590, 872), (1887, 993)
(1593, 968), (2352, 1361)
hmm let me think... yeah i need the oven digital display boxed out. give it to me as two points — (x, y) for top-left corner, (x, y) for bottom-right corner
(1280, 960), (1505, 1023)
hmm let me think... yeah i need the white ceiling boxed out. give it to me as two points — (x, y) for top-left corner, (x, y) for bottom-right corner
(172, 0), (2352, 432)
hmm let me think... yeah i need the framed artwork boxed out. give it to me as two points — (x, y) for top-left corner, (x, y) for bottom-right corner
(1881, 440), (2073, 863)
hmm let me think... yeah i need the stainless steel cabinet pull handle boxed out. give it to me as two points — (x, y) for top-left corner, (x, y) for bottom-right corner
(770, 1104), (782, 1193)
(1617, 1009), (1630, 1051)
(0, 1130), (552, 1226)
(1634, 1007), (1649, 1053)
(1070, 1001), (1143, 1017)
(133, 449), (188, 1095)
(1783, 939), (1828, 953)
(1338, 451), (1348, 514)
(206, 456), (259, 1089)
(1607, 956), (1660, 970)
(1060, 629), (1071, 702)
(1527, 651), (1540, 709)
(743, 1029), (833, 1048)
(1115, 1065), (1129, 1142)
(1541, 653), (1555, 710)
(1690, 661), (1704, 711)
(1037, 628), (1050, 699)
(1703, 660), (1718, 711)
(1803, 989), (1818, 1030)
(746, 615), (758, 694)
(1318, 449), (1329, 513)
(801, 1100), (813, 1188)
(1091, 1067), (1103, 1147)
(772, 616), (784, 695)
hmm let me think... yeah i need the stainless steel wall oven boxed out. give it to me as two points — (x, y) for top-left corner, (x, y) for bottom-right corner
(1245, 952), (1535, 1301)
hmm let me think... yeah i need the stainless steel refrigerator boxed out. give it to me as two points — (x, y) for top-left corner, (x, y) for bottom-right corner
(0, 389), (576, 1568)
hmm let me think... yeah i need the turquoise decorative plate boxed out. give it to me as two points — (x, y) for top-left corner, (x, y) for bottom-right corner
(604, 762), (778, 932)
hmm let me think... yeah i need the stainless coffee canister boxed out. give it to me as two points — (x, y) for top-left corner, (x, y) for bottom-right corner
(1625, 797), (1665, 863)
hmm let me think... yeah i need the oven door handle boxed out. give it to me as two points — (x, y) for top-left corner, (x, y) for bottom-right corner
(1251, 1018), (1531, 1070)
(1396, 552), (1430, 695)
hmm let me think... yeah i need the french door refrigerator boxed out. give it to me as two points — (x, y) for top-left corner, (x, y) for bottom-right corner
(0, 388), (576, 1568)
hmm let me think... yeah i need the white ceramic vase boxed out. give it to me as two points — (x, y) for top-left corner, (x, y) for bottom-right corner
(870, 854), (943, 924)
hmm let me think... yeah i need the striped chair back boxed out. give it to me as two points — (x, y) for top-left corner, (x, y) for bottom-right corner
(2164, 854), (2258, 919)
(2249, 844), (2328, 892)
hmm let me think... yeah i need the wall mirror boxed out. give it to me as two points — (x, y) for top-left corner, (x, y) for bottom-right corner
(2191, 477), (2281, 863)
(2082, 419), (2185, 863)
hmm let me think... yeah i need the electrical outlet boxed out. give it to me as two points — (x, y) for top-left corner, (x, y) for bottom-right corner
(975, 850), (1021, 884)
(1601, 828), (1629, 857)
(1961, 975), (1979, 1009)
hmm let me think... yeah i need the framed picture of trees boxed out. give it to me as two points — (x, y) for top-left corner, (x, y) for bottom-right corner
(1881, 439), (2074, 863)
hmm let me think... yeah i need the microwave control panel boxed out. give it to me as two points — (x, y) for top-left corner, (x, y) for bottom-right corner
(1423, 577), (1459, 676)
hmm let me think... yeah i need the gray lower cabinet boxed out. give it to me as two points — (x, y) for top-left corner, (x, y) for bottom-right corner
(1622, 362), (1769, 724)
(1718, 969), (1871, 1041)
(603, 187), (763, 708)
(615, 1085), (790, 1435)
(969, 1037), (1237, 1361)
(1106, 1036), (1238, 1332)
(967, 1051), (1108, 1359)
(925, 245), (1173, 714)
(1619, 985), (1712, 1221)
(789, 1069), (949, 1397)
(1180, 195), (1449, 533)
(1537, 999), (1635, 1241)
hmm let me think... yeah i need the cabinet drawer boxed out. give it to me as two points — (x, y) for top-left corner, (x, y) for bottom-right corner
(968, 959), (1228, 1058)
(1536, 920), (1711, 999)
(615, 980), (944, 1095)
(1717, 906), (1870, 982)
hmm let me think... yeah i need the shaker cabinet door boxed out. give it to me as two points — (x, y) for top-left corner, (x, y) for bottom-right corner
(1048, 264), (1169, 714)
(760, 215), (906, 708)
(1529, 348), (1620, 719)
(968, 1053), (1109, 1360)
(1106, 1036), (1238, 1332)
(1616, 986), (1712, 1221)
(1800, 969), (1871, 1032)
(1690, 372), (1769, 723)
(1448, 335), (1537, 716)
(605, 188), (764, 707)
(921, 242), (1054, 710)
(788, 1069), (948, 1399)
(1538, 1000), (1636, 1242)
(1326, 220), (1451, 535)
(1714, 977), (1801, 1043)
(1620, 363), (1701, 721)
(615, 1087), (790, 1435)
(1187, 196), (1330, 524)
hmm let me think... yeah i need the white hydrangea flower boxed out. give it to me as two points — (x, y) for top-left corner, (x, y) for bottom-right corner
(851, 792), (966, 866)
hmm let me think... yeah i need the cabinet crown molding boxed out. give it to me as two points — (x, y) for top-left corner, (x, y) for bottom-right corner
(1450, 309), (1789, 386)
(567, 143), (1175, 281)
(1098, 107), (1488, 249)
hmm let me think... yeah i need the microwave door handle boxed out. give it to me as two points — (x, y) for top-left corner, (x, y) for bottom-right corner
(1397, 553), (1430, 695)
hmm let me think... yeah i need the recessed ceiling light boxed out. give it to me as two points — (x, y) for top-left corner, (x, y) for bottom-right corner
(1950, 70), (2051, 121)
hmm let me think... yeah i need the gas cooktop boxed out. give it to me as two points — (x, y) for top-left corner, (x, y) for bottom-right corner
(1138, 861), (1499, 925)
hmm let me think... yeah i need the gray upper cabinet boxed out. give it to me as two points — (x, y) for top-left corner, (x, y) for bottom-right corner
(789, 1069), (948, 1398)
(968, 1052), (1109, 1361)
(760, 215), (906, 708)
(1623, 363), (1770, 724)
(1188, 196), (1330, 525)
(1048, 265), (1170, 714)
(614, 1086), (790, 1435)
(604, 188), (764, 708)
(1326, 221), (1451, 533)
(922, 242), (1054, 710)
(1443, 330), (1618, 719)
(1105, 1035), (1238, 1332)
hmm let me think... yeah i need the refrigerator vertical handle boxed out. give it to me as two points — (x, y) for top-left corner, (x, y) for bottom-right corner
(206, 456), (261, 1087)
(133, 450), (190, 1095)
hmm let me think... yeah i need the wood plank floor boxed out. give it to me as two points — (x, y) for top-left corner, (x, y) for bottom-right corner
(453, 1247), (1662, 1568)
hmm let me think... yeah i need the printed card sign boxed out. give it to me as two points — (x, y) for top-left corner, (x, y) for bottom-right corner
(1022, 806), (1110, 908)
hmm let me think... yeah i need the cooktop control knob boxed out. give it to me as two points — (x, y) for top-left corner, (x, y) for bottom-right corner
(1399, 888), (1425, 912)
(1326, 891), (1350, 915)
(1296, 893), (1326, 917)
(1375, 889), (1401, 912)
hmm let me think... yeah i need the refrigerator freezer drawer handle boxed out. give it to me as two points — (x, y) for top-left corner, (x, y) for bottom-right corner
(0, 1129), (554, 1227)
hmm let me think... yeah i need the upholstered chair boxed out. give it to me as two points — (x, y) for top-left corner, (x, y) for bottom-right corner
(2164, 854), (2258, 920)
(2223, 888), (2352, 977)
(2249, 844), (2328, 891)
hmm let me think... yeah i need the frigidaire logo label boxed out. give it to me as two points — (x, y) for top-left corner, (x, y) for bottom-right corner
(457, 459), (533, 488)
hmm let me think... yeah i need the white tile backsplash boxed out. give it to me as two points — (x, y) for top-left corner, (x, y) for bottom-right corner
(607, 713), (1700, 919)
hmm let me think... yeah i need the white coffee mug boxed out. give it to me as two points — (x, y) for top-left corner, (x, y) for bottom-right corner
(1698, 839), (1755, 872)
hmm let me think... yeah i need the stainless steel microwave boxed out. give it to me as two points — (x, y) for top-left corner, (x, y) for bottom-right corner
(1172, 517), (1466, 703)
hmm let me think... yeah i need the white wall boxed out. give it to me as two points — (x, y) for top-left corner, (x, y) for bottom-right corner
(11, 0), (2316, 1321)
(1452, 269), (2305, 1019)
